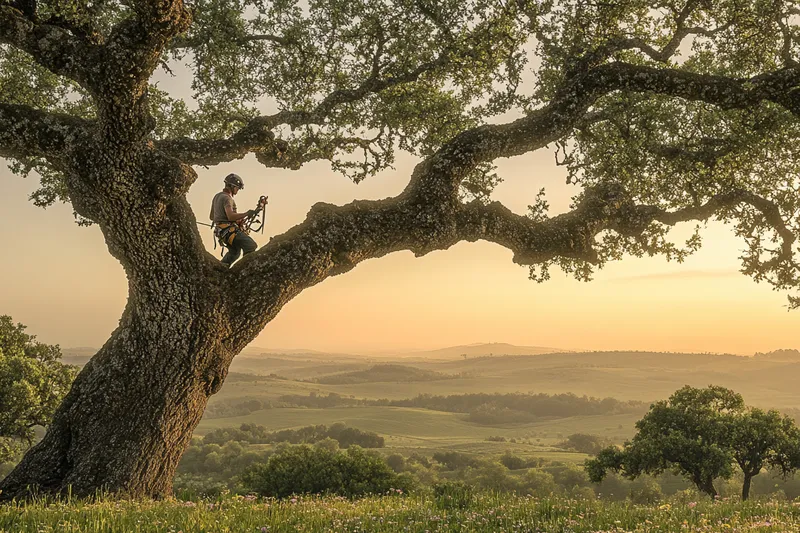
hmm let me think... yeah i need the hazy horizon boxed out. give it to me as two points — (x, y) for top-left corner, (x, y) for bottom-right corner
(60, 340), (791, 358)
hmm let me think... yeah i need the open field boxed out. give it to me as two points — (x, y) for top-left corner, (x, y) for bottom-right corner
(223, 350), (800, 408)
(63, 346), (800, 465)
(187, 348), (800, 462)
(1, 494), (797, 532)
(195, 406), (640, 461)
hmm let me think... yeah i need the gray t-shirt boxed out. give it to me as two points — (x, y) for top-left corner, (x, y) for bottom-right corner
(210, 191), (236, 224)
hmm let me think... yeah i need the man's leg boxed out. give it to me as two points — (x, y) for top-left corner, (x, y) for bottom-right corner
(239, 233), (258, 256)
(221, 240), (242, 266)
(223, 233), (256, 266)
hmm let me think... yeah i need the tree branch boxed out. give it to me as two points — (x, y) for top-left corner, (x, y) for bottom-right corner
(0, 102), (92, 161)
(102, 0), (192, 91)
(0, 5), (94, 86)
(155, 47), (452, 167)
(225, 59), (800, 330)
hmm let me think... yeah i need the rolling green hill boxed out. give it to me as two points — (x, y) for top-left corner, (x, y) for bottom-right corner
(315, 364), (455, 384)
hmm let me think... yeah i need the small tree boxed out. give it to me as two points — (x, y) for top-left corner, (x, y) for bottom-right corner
(0, 316), (76, 463)
(586, 386), (743, 497)
(729, 408), (800, 500)
(587, 386), (800, 500)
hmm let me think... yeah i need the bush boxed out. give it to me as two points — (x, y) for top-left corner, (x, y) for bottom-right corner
(432, 451), (479, 470)
(557, 433), (612, 455)
(550, 463), (591, 491)
(472, 462), (519, 493)
(499, 451), (538, 470)
(241, 445), (403, 498)
(629, 478), (664, 504)
(387, 454), (406, 473)
(521, 469), (558, 497)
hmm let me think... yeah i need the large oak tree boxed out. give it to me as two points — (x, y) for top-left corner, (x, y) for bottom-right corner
(1, 0), (799, 498)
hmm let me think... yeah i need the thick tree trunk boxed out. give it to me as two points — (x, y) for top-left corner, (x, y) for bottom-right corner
(0, 281), (234, 499)
(0, 149), (246, 499)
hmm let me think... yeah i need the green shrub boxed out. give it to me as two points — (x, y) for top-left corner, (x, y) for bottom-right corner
(557, 433), (612, 455)
(432, 451), (479, 470)
(521, 469), (558, 497)
(629, 479), (663, 505)
(387, 454), (406, 473)
(241, 445), (402, 498)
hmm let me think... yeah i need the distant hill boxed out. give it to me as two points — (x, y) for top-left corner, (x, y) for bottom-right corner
(315, 364), (455, 384)
(754, 349), (800, 362)
(61, 347), (96, 367)
(398, 343), (566, 360)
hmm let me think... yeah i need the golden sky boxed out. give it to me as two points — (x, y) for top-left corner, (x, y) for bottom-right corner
(1, 140), (797, 355)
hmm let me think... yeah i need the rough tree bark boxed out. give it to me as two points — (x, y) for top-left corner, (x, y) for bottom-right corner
(0, 0), (798, 499)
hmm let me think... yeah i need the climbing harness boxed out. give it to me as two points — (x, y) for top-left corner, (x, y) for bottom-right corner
(200, 195), (268, 256)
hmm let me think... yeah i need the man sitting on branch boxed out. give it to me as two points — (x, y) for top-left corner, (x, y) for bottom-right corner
(209, 173), (266, 267)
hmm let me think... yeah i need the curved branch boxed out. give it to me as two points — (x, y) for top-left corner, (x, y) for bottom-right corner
(102, 1), (192, 91)
(154, 127), (283, 167)
(224, 59), (800, 333)
(0, 5), (94, 86)
(155, 45), (454, 168)
(0, 102), (92, 161)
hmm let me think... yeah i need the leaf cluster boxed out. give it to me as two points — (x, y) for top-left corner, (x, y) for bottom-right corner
(586, 385), (800, 498)
(0, 315), (76, 463)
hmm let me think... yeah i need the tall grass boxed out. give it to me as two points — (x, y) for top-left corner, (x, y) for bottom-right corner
(1, 492), (799, 532)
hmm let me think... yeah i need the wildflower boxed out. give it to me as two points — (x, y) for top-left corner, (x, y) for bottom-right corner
(688, 502), (697, 509)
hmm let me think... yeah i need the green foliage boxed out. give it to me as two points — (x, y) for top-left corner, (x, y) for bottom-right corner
(627, 478), (664, 505)
(586, 385), (800, 500)
(558, 433), (613, 455)
(241, 444), (405, 498)
(0, 316), (76, 463)
(499, 451), (541, 471)
(200, 422), (384, 448)
(432, 451), (480, 471)
(519, 469), (557, 498)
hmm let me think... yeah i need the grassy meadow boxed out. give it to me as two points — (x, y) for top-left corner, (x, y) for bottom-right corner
(23, 346), (798, 532)
(2, 493), (799, 532)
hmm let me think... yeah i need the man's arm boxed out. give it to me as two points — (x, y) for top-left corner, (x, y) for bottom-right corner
(225, 205), (253, 222)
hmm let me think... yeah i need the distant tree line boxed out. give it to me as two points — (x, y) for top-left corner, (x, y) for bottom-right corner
(174, 417), (800, 502)
(202, 423), (384, 448)
(271, 392), (646, 425)
(204, 398), (272, 419)
(753, 349), (800, 361)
